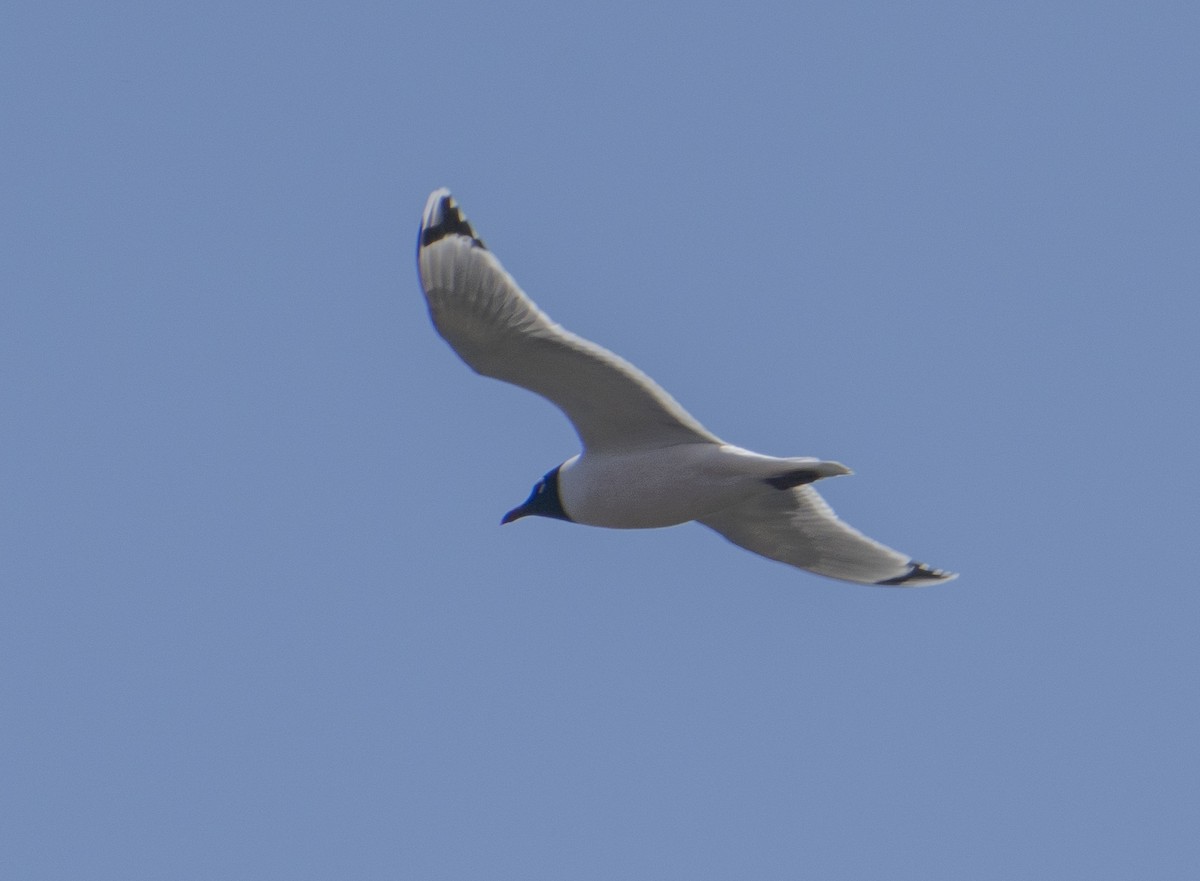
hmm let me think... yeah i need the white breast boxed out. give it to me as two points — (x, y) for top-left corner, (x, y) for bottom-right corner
(557, 444), (809, 529)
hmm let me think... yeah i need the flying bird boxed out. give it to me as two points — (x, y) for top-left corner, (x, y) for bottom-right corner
(416, 189), (956, 586)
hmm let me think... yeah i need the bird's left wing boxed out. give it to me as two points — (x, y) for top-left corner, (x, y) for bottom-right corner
(698, 485), (957, 586)
(417, 189), (721, 453)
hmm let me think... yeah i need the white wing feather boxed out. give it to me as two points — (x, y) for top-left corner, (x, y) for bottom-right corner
(698, 486), (958, 586)
(417, 189), (721, 453)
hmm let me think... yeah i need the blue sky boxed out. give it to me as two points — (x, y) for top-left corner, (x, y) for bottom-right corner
(3, 1), (1198, 878)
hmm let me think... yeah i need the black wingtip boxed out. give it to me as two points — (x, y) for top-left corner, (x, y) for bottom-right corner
(876, 561), (958, 586)
(419, 189), (487, 250)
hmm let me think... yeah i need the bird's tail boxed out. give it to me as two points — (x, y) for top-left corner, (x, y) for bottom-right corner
(763, 459), (851, 490)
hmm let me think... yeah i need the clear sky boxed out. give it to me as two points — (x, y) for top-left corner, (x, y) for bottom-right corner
(3, 2), (1198, 878)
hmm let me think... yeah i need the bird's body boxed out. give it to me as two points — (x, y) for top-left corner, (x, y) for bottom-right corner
(558, 445), (849, 530)
(416, 188), (956, 586)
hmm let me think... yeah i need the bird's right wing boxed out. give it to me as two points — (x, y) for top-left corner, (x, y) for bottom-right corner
(698, 485), (957, 586)
(417, 189), (721, 453)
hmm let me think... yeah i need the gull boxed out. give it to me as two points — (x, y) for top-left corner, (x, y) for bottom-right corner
(416, 189), (956, 586)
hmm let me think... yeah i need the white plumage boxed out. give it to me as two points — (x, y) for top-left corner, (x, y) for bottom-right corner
(416, 188), (956, 586)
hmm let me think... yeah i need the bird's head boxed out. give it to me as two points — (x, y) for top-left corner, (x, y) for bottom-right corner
(501, 465), (572, 524)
